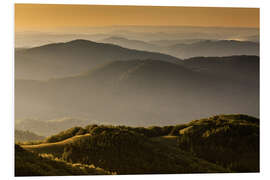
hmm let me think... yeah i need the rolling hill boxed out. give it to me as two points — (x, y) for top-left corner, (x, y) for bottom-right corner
(19, 114), (259, 174)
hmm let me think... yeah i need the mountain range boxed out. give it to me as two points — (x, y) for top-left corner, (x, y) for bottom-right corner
(15, 26), (259, 48)
(15, 55), (259, 128)
(15, 38), (259, 81)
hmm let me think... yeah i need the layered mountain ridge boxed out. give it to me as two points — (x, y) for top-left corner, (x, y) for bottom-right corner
(15, 39), (181, 80)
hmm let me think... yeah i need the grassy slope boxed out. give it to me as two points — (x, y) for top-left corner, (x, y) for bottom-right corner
(22, 134), (91, 156)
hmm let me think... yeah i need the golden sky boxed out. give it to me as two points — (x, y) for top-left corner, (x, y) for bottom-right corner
(15, 4), (259, 31)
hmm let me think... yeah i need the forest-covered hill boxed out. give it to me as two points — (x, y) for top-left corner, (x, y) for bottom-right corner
(16, 114), (259, 175)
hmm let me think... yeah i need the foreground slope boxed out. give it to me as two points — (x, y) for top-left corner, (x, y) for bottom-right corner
(22, 126), (228, 174)
(15, 144), (112, 176)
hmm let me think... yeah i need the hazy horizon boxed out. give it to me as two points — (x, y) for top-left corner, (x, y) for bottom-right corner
(15, 3), (259, 137)
(15, 4), (259, 31)
(15, 25), (259, 48)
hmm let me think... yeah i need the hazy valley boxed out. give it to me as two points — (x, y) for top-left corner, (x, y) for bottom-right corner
(15, 25), (260, 175)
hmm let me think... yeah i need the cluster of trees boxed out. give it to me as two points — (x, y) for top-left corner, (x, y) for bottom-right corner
(177, 114), (259, 172)
(45, 124), (175, 143)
